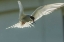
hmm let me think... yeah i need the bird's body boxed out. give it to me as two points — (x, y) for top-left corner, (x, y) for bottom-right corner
(6, 1), (64, 29)
(22, 15), (32, 22)
(20, 15), (34, 25)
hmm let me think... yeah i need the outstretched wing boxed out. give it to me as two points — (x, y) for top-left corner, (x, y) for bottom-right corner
(31, 3), (64, 21)
(18, 1), (25, 20)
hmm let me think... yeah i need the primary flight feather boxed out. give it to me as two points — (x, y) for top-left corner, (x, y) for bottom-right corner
(6, 1), (64, 29)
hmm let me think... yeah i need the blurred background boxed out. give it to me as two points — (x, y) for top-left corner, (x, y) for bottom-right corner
(0, 0), (64, 42)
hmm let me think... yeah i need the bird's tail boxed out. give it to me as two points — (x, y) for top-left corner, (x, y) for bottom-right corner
(6, 21), (34, 29)
(6, 22), (22, 29)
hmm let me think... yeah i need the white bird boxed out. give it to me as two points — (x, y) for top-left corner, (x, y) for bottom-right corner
(6, 1), (64, 29)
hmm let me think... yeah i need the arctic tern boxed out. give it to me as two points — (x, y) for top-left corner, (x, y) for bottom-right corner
(6, 1), (64, 29)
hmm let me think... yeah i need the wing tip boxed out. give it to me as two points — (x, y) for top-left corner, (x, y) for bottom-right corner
(18, 0), (21, 3)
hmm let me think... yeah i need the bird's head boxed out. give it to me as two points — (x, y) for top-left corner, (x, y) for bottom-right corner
(30, 16), (35, 24)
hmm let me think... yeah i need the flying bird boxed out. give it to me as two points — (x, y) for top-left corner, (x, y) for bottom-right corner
(6, 1), (64, 29)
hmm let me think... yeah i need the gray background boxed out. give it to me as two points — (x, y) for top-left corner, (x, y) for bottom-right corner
(0, 0), (63, 42)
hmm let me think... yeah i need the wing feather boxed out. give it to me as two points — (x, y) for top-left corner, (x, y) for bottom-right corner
(32, 3), (64, 21)
(18, 1), (25, 20)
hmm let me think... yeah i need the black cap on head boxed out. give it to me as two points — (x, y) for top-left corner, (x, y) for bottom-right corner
(30, 16), (35, 22)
